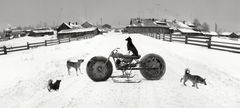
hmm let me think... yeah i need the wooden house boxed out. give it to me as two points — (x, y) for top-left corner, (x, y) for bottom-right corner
(126, 18), (171, 34)
(57, 27), (100, 39)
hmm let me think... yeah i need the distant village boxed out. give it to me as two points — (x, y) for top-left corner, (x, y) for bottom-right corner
(0, 18), (240, 41)
(0, 21), (112, 41)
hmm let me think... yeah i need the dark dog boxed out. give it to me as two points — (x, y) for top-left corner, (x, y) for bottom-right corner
(47, 79), (61, 92)
(125, 37), (138, 56)
(67, 59), (84, 76)
(180, 68), (207, 89)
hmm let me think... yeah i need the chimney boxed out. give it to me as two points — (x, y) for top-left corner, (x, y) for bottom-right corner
(76, 22), (78, 25)
(68, 22), (71, 25)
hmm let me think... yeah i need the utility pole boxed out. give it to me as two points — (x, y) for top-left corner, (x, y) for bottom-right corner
(215, 23), (218, 32)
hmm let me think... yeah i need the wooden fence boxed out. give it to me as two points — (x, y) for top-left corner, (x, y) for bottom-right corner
(0, 35), (95, 55)
(144, 33), (240, 54)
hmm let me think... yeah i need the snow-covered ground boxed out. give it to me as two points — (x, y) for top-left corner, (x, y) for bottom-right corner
(0, 35), (57, 47)
(0, 32), (240, 108)
(212, 36), (239, 44)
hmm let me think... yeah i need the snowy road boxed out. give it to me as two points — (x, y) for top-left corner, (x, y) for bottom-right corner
(0, 32), (240, 108)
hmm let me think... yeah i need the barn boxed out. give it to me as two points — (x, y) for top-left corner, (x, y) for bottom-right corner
(57, 27), (100, 39)
(126, 18), (171, 34)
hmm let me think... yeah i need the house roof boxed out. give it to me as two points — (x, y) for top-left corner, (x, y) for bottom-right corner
(32, 29), (54, 33)
(177, 28), (201, 34)
(58, 22), (82, 29)
(81, 21), (93, 28)
(219, 32), (232, 36)
(128, 18), (169, 28)
(201, 31), (218, 36)
(58, 27), (98, 34)
(229, 32), (239, 38)
(176, 21), (193, 29)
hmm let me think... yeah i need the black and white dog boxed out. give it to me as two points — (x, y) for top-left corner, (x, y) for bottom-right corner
(125, 37), (138, 56)
(47, 79), (61, 92)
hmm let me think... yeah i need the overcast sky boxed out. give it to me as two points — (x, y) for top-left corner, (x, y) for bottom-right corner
(0, 0), (239, 32)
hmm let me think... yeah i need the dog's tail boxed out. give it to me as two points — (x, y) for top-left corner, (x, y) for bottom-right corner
(180, 78), (183, 82)
(185, 68), (190, 74)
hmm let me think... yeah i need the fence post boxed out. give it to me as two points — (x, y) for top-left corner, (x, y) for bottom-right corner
(27, 42), (30, 49)
(45, 40), (47, 46)
(208, 36), (212, 48)
(58, 39), (61, 44)
(163, 34), (165, 41)
(3, 46), (7, 54)
(159, 33), (161, 39)
(185, 35), (188, 44)
(69, 37), (71, 42)
(170, 33), (172, 42)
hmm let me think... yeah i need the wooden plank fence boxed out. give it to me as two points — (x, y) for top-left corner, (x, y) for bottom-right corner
(144, 33), (240, 54)
(0, 35), (95, 55)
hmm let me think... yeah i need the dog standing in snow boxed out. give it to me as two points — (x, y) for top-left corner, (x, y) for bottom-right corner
(180, 68), (207, 89)
(47, 79), (61, 92)
(125, 37), (138, 56)
(67, 59), (84, 76)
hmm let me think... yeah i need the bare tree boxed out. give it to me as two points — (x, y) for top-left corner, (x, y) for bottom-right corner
(193, 18), (201, 27)
(193, 18), (202, 31)
(201, 22), (210, 32)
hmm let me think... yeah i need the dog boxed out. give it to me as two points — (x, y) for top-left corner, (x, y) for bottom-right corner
(180, 68), (207, 89)
(125, 37), (138, 56)
(67, 59), (84, 76)
(47, 79), (61, 92)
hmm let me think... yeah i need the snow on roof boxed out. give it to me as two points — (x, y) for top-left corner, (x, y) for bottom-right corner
(202, 31), (218, 36)
(129, 18), (169, 28)
(32, 29), (54, 33)
(63, 23), (73, 29)
(178, 28), (200, 34)
(176, 21), (192, 29)
(154, 20), (167, 25)
(236, 32), (240, 35)
(62, 22), (82, 29)
(69, 23), (82, 28)
(58, 27), (97, 34)
(183, 21), (194, 27)
(220, 32), (232, 36)
(172, 32), (181, 35)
